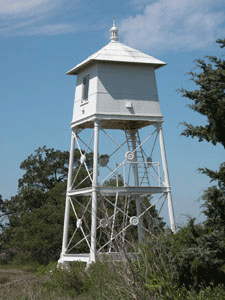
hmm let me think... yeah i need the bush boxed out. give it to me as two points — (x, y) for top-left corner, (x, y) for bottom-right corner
(174, 285), (225, 299)
(37, 261), (87, 297)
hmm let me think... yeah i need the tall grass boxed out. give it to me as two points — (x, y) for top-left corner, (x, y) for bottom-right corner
(1, 261), (225, 299)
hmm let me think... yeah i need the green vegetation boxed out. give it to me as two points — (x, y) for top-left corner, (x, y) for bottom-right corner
(1, 38), (225, 299)
(1, 257), (225, 299)
(177, 37), (225, 288)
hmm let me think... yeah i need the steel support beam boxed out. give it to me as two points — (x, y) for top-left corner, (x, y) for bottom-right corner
(89, 120), (99, 263)
(67, 186), (168, 196)
(130, 130), (143, 242)
(59, 133), (76, 262)
(157, 124), (176, 233)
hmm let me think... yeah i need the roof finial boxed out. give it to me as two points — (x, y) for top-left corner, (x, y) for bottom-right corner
(110, 18), (119, 42)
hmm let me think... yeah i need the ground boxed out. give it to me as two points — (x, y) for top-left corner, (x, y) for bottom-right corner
(0, 266), (49, 300)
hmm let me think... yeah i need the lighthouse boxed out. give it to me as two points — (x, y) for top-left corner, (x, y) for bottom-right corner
(59, 23), (176, 265)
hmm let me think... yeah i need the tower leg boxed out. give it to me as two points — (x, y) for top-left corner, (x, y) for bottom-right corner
(157, 124), (176, 233)
(89, 121), (99, 263)
(59, 133), (76, 264)
(130, 130), (143, 242)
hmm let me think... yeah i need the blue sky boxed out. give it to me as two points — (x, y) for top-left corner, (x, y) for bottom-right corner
(0, 0), (225, 226)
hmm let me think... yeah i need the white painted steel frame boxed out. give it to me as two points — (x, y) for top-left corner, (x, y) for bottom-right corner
(157, 124), (176, 233)
(59, 121), (176, 266)
(90, 121), (99, 263)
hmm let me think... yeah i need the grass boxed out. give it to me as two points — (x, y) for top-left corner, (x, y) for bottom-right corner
(0, 261), (135, 300)
(0, 262), (91, 300)
(0, 265), (51, 300)
(1, 262), (225, 300)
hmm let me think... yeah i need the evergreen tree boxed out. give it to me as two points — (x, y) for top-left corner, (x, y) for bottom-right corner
(179, 38), (225, 228)
(179, 39), (225, 148)
(0, 146), (91, 264)
(175, 38), (225, 287)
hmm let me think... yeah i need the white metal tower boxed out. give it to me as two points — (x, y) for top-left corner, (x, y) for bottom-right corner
(58, 23), (176, 265)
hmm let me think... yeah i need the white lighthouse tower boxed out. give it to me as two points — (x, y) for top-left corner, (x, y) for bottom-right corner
(59, 23), (176, 265)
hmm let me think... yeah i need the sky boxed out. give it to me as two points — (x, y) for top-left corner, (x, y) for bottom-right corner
(0, 0), (225, 226)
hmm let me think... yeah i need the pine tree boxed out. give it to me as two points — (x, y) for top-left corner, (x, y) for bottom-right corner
(176, 38), (225, 287)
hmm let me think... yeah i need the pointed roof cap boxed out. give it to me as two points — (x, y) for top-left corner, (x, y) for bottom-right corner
(110, 18), (119, 42)
(67, 24), (166, 75)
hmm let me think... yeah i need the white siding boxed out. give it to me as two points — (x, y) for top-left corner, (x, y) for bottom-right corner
(71, 61), (162, 126)
(95, 62), (162, 117)
(72, 64), (98, 123)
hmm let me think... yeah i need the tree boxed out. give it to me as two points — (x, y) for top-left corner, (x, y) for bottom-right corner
(166, 217), (225, 288)
(179, 37), (225, 220)
(19, 146), (70, 192)
(179, 38), (225, 148)
(176, 38), (225, 287)
(0, 146), (94, 264)
(10, 182), (67, 264)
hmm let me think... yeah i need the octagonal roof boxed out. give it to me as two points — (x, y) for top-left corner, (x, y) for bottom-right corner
(67, 37), (166, 75)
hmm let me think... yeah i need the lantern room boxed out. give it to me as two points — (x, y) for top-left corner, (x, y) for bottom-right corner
(67, 25), (166, 130)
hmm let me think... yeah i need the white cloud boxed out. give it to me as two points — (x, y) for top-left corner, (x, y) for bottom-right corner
(0, 0), (79, 36)
(130, 0), (153, 10)
(120, 0), (225, 52)
(0, 0), (55, 17)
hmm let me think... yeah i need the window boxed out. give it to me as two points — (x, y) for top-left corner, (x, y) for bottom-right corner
(81, 75), (89, 104)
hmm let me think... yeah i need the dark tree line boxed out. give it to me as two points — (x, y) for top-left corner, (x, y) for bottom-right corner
(170, 38), (225, 288)
(0, 146), (84, 264)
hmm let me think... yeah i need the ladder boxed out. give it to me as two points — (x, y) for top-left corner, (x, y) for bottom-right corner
(124, 130), (151, 186)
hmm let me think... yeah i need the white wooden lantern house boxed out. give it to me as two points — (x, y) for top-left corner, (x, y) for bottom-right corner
(59, 23), (176, 265)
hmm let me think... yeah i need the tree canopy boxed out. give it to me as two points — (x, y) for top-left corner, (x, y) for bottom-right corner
(173, 38), (225, 287)
(0, 146), (90, 263)
(179, 38), (225, 148)
(18, 146), (70, 192)
(179, 38), (225, 227)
